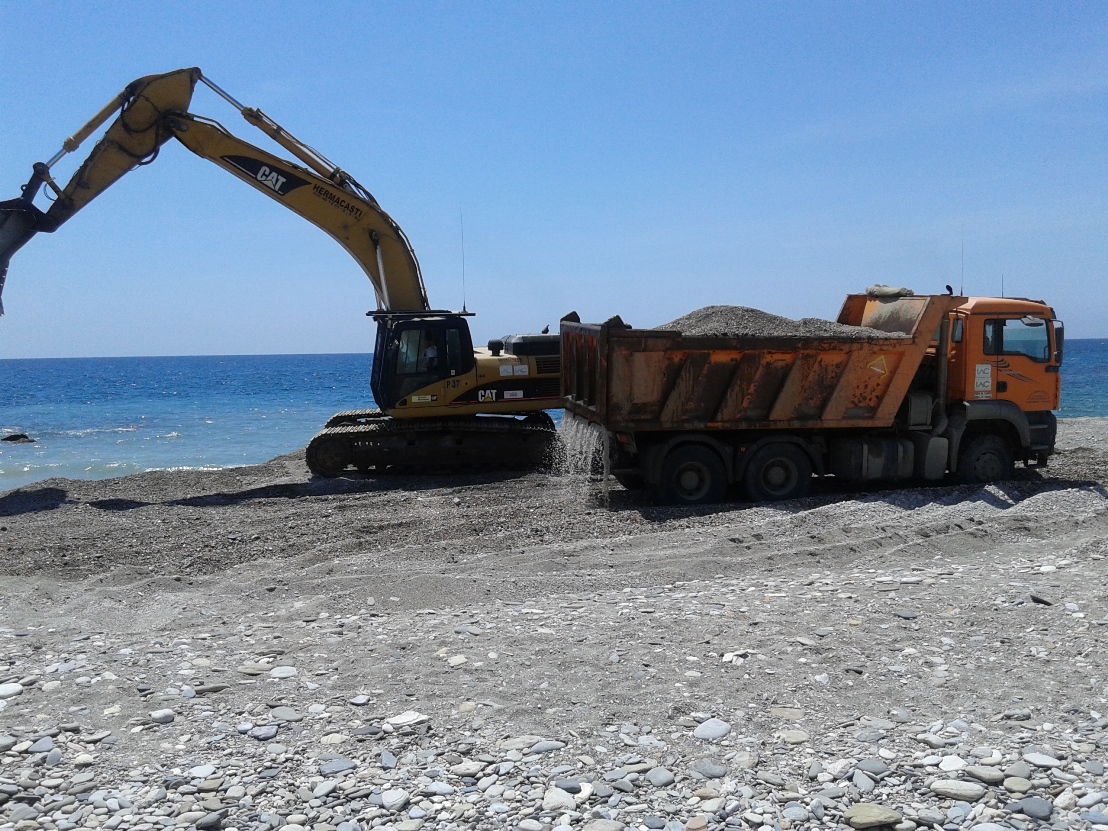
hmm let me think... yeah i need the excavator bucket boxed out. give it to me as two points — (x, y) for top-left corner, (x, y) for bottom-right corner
(0, 166), (51, 315)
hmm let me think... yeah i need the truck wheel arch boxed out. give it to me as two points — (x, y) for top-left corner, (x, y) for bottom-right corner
(945, 401), (1031, 472)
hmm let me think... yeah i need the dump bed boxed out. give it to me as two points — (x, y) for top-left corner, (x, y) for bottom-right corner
(562, 294), (960, 432)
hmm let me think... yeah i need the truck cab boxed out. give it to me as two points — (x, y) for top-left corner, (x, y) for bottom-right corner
(946, 297), (1062, 412)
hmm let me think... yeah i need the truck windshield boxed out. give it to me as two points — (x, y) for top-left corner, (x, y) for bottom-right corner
(983, 318), (1050, 362)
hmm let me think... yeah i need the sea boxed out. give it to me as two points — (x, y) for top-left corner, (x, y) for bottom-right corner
(1, 341), (1106, 491)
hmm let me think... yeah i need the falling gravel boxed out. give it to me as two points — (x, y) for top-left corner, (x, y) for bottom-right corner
(656, 305), (908, 339)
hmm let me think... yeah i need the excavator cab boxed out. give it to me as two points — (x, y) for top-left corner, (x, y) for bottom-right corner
(370, 312), (475, 410)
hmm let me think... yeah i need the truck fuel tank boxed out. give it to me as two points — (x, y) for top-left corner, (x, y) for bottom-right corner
(830, 437), (914, 482)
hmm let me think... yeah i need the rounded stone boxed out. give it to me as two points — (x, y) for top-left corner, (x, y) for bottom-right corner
(692, 758), (728, 778)
(929, 779), (986, 801)
(542, 787), (577, 812)
(779, 729), (809, 744)
(269, 706), (303, 722)
(1020, 796), (1053, 820)
(149, 708), (176, 724)
(844, 803), (903, 829)
(1004, 776), (1033, 794)
(528, 739), (566, 754)
(692, 718), (731, 740)
(1023, 751), (1061, 769)
(319, 758), (356, 776)
(269, 666), (298, 679)
(645, 767), (675, 787)
(0, 683), (24, 699)
(381, 788), (409, 811)
(965, 765), (1005, 785)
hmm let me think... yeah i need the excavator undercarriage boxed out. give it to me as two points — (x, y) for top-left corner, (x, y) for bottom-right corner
(306, 410), (558, 475)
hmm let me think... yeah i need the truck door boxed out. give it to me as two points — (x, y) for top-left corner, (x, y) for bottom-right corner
(945, 312), (968, 401)
(981, 316), (1056, 411)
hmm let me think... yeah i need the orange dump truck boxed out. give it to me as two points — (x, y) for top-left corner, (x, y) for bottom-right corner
(561, 291), (1063, 504)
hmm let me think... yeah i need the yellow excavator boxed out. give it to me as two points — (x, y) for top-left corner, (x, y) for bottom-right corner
(0, 68), (561, 475)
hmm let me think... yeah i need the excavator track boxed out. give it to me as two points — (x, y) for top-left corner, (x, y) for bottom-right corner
(324, 408), (384, 428)
(305, 413), (558, 476)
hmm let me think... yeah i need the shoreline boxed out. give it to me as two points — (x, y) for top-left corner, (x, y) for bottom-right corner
(2, 414), (1106, 496)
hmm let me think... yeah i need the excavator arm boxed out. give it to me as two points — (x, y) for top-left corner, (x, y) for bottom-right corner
(0, 67), (429, 314)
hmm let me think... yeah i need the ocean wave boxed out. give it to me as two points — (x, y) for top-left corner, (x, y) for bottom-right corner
(144, 465), (226, 473)
(60, 426), (140, 437)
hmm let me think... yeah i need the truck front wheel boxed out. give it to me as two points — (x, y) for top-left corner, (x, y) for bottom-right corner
(743, 443), (812, 502)
(957, 435), (1013, 483)
(657, 445), (727, 505)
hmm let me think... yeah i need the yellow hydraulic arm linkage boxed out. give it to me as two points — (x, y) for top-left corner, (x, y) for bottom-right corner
(0, 68), (428, 314)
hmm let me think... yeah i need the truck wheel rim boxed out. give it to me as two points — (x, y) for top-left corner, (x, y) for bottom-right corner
(761, 459), (798, 496)
(974, 452), (1004, 481)
(675, 462), (710, 500)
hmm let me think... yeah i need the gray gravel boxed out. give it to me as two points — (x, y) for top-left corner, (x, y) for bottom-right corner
(0, 419), (1106, 831)
(655, 305), (908, 339)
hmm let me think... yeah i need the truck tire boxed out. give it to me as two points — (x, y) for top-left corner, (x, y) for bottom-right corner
(614, 472), (645, 490)
(657, 445), (727, 505)
(957, 434), (1013, 483)
(743, 443), (812, 502)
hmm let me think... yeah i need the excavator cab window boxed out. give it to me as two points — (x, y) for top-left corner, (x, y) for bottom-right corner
(395, 328), (436, 375)
(373, 317), (475, 408)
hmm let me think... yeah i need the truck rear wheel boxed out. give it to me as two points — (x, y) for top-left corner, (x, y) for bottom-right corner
(657, 445), (727, 505)
(957, 435), (1013, 483)
(743, 443), (812, 502)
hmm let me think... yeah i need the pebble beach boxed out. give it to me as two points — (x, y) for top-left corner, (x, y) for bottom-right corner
(1, 419), (1107, 831)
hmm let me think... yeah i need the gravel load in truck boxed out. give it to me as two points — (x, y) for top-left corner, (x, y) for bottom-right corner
(656, 304), (907, 339)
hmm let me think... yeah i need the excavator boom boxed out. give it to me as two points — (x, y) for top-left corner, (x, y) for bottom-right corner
(0, 67), (429, 313)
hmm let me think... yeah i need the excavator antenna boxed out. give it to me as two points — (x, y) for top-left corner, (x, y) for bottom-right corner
(458, 209), (467, 314)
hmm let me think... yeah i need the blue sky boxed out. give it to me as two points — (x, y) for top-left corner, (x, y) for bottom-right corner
(1, 1), (1105, 358)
